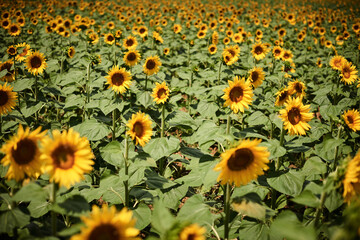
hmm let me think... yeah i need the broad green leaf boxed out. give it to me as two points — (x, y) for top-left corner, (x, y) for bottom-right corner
(137, 91), (152, 108)
(0, 208), (30, 234)
(100, 175), (126, 205)
(99, 141), (123, 167)
(151, 200), (175, 236)
(53, 195), (90, 217)
(168, 110), (197, 130)
(162, 184), (188, 210)
(133, 202), (152, 230)
(291, 190), (320, 208)
(177, 194), (213, 225)
(267, 170), (305, 197)
(324, 190), (344, 213)
(239, 220), (270, 240)
(143, 136), (180, 161)
(302, 156), (327, 176)
(12, 78), (34, 91)
(73, 119), (110, 141)
(12, 182), (47, 202)
(262, 139), (286, 159)
(232, 183), (270, 200)
(27, 199), (51, 218)
(248, 111), (270, 126)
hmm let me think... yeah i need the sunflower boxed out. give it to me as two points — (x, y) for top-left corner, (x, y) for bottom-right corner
(208, 44), (217, 55)
(343, 109), (360, 132)
(68, 46), (75, 58)
(41, 128), (94, 189)
(1, 19), (11, 29)
(123, 36), (138, 50)
(272, 46), (283, 60)
(8, 23), (21, 36)
(179, 224), (206, 240)
(343, 151), (360, 203)
(151, 82), (170, 104)
(212, 31), (219, 44)
(222, 76), (253, 113)
(152, 31), (163, 43)
(71, 205), (139, 240)
(138, 25), (148, 38)
(281, 50), (293, 62)
(222, 45), (240, 66)
(105, 66), (132, 94)
(1, 125), (47, 182)
(247, 67), (265, 88)
(275, 88), (290, 106)
(251, 42), (270, 61)
(316, 58), (323, 68)
(340, 61), (358, 85)
(288, 80), (306, 98)
(279, 97), (313, 136)
(7, 45), (17, 56)
(104, 33), (115, 45)
(329, 55), (347, 71)
(143, 56), (161, 76)
(15, 42), (31, 62)
(278, 28), (286, 38)
(197, 30), (206, 39)
(214, 139), (270, 187)
(124, 50), (141, 67)
(25, 51), (47, 75)
(0, 82), (17, 115)
(163, 48), (170, 55)
(232, 33), (243, 43)
(0, 60), (15, 82)
(126, 112), (153, 147)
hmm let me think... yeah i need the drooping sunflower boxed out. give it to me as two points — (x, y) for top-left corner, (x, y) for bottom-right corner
(179, 224), (206, 240)
(0, 60), (15, 82)
(126, 112), (153, 147)
(15, 42), (31, 62)
(343, 109), (360, 132)
(316, 58), (323, 68)
(143, 56), (161, 76)
(70, 205), (140, 240)
(247, 67), (265, 88)
(0, 82), (17, 115)
(279, 97), (313, 136)
(329, 55), (347, 71)
(222, 76), (253, 113)
(8, 23), (21, 36)
(275, 88), (290, 106)
(251, 42), (270, 61)
(124, 50), (141, 67)
(343, 151), (360, 203)
(68, 46), (75, 58)
(25, 51), (47, 75)
(208, 44), (217, 55)
(105, 66), (132, 94)
(340, 61), (358, 85)
(123, 36), (138, 50)
(214, 139), (270, 187)
(288, 80), (306, 98)
(41, 128), (94, 189)
(1, 125), (47, 182)
(151, 82), (170, 104)
(104, 33), (115, 45)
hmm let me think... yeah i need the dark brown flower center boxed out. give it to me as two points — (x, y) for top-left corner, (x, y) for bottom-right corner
(283, 53), (289, 59)
(107, 35), (114, 42)
(146, 59), (156, 70)
(139, 28), (145, 34)
(288, 107), (301, 125)
(58, 27), (65, 32)
(0, 90), (8, 106)
(251, 71), (259, 82)
(30, 56), (42, 68)
(133, 122), (144, 137)
(127, 52), (136, 61)
(228, 49), (235, 57)
(279, 91), (288, 102)
(157, 88), (167, 99)
(295, 83), (302, 93)
(347, 115), (354, 124)
(279, 30), (285, 35)
(9, 47), (16, 54)
(210, 47), (215, 52)
(11, 138), (37, 165)
(126, 38), (134, 46)
(88, 223), (119, 240)
(254, 46), (263, 54)
(187, 234), (196, 240)
(343, 67), (351, 78)
(227, 148), (254, 171)
(2, 21), (9, 27)
(229, 86), (243, 102)
(52, 144), (75, 170)
(111, 73), (125, 86)
(10, 26), (19, 33)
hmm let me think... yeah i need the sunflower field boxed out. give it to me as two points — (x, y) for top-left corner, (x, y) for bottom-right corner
(1, 0), (360, 239)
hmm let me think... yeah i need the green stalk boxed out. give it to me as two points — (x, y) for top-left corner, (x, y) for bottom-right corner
(144, 75), (148, 91)
(161, 104), (165, 138)
(113, 39), (117, 66)
(314, 187), (327, 227)
(51, 182), (57, 236)
(35, 75), (38, 102)
(112, 109), (117, 141)
(272, 126), (285, 209)
(218, 61), (223, 85)
(124, 135), (129, 207)
(332, 126), (343, 171)
(188, 72), (193, 115)
(187, 42), (190, 67)
(226, 115), (231, 135)
(86, 63), (91, 119)
(224, 183), (231, 240)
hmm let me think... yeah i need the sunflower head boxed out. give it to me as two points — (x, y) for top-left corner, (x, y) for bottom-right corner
(214, 139), (270, 187)
(163, 48), (170, 55)
(105, 66), (132, 94)
(251, 42), (269, 61)
(25, 51), (47, 75)
(288, 80), (306, 98)
(68, 46), (75, 58)
(343, 151), (360, 203)
(143, 55), (161, 76)
(15, 42), (31, 62)
(0, 82), (17, 115)
(222, 76), (253, 113)
(123, 36), (138, 50)
(8, 23), (21, 36)
(275, 88), (290, 106)
(178, 224), (206, 240)
(248, 67), (265, 88)
(124, 50), (141, 67)
(343, 109), (360, 132)
(7, 45), (17, 56)
(0, 60), (15, 82)
(208, 44), (217, 55)
(152, 82), (170, 104)
(104, 33), (115, 45)
(340, 61), (358, 85)
(126, 112), (153, 147)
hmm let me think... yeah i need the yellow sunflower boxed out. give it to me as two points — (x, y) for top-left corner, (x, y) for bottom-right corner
(124, 50), (141, 67)
(8, 23), (21, 36)
(0, 60), (15, 82)
(68, 46), (75, 58)
(343, 151), (360, 203)
(214, 139), (270, 187)
(7, 45), (17, 56)
(343, 109), (360, 132)
(340, 61), (358, 85)
(279, 97), (313, 136)
(123, 36), (138, 50)
(126, 112), (153, 147)
(25, 51), (47, 75)
(151, 82), (170, 104)
(104, 33), (115, 45)
(173, 24), (182, 34)
(288, 80), (306, 98)
(71, 205), (140, 240)
(251, 42), (270, 61)
(15, 42), (31, 62)
(222, 45), (240, 66)
(208, 44), (217, 55)
(1, 125), (47, 182)
(138, 25), (148, 38)
(163, 48), (170, 55)
(105, 66), (132, 94)
(41, 128), (94, 189)
(272, 46), (283, 60)
(329, 55), (347, 71)
(0, 82), (17, 115)
(143, 56), (161, 76)
(247, 67), (265, 88)
(281, 50), (293, 62)
(179, 224), (206, 240)
(222, 76), (253, 113)
(275, 88), (290, 106)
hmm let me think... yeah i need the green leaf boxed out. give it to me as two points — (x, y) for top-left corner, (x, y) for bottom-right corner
(12, 78), (35, 91)
(64, 94), (84, 109)
(267, 170), (305, 196)
(0, 208), (30, 234)
(137, 91), (153, 108)
(27, 199), (51, 218)
(302, 157), (327, 176)
(232, 183), (270, 200)
(143, 136), (180, 161)
(151, 199), (175, 236)
(177, 194), (213, 225)
(21, 102), (44, 118)
(133, 202), (152, 230)
(248, 111), (270, 126)
(145, 169), (177, 189)
(168, 110), (197, 130)
(314, 138), (345, 161)
(162, 184), (188, 210)
(324, 190), (344, 213)
(262, 139), (286, 158)
(196, 101), (219, 118)
(239, 220), (270, 240)
(73, 119), (110, 141)
(99, 141), (123, 167)
(12, 182), (47, 202)
(100, 175), (126, 205)
(291, 190), (320, 208)
(53, 195), (90, 217)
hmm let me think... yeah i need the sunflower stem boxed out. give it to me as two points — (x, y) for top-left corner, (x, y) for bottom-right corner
(270, 57), (276, 75)
(86, 63), (91, 119)
(218, 61), (223, 85)
(187, 41), (190, 67)
(314, 187), (327, 228)
(113, 40), (116, 66)
(161, 104), (165, 138)
(51, 182), (57, 236)
(124, 135), (129, 207)
(144, 75), (148, 91)
(226, 115), (231, 135)
(224, 183), (231, 240)
(275, 126), (285, 171)
(112, 107), (117, 141)
(332, 125), (343, 171)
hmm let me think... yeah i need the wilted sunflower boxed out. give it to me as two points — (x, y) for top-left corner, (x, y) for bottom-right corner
(329, 55), (347, 71)
(288, 80), (306, 98)
(151, 82), (170, 104)
(251, 42), (269, 61)
(179, 224), (206, 240)
(123, 36), (138, 50)
(124, 50), (141, 67)
(126, 112), (153, 147)
(214, 139), (270, 187)
(279, 97), (313, 135)
(25, 51), (47, 75)
(105, 66), (132, 94)
(7, 45), (17, 56)
(0, 82), (17, 115)
(15, 42), (31, 62)
(275, 88), (290, 106)
(343, 151), (360, 203)
(1, 125), (47, 182)
(222, 76), (253, 113)
(272, 46), (283, 60)
(247, 67), (265, 88)
(71, 205), (140, 240)
(343, 109), (360, 132)
(0, 60), (15, 82)
(208, 44), (217, 55)
(340, 61), (358, 85)
(41, 128), (94, 189)
(8, 23), (21, 36)
(104, 33), (115, 45)
(143, 56), (161, 76)
(68, 46), (75, 58)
